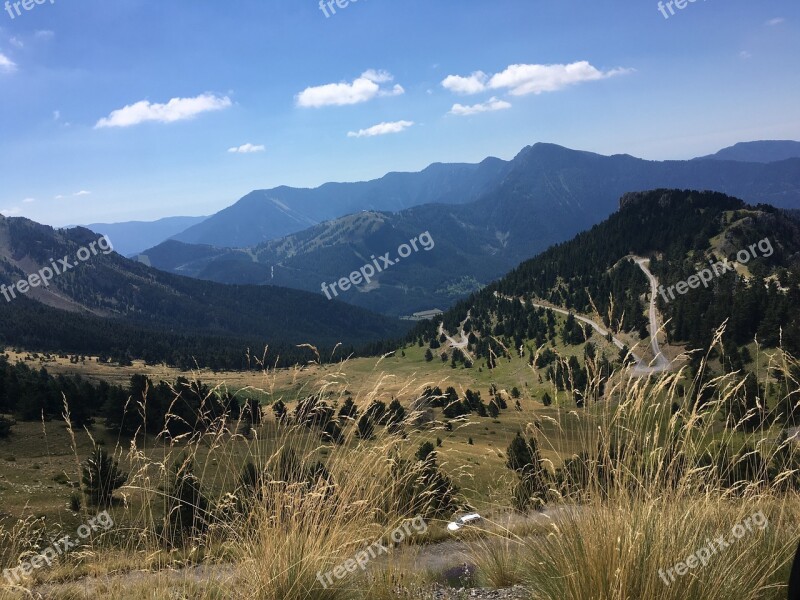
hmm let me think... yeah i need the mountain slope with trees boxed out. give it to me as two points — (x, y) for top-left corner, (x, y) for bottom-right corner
(411, 189), (800, 364)
(0, 216), (407, 368)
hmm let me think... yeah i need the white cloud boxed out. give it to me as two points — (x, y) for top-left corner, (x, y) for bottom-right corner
(228, 143), (265, 154)
(442, 71), (489, 95)
(34, 30), (54, 40)
(9, 37), (23, 48)
(347, 120), (414, 138)
(361, 69), (393, 83)
(739, 50), (752, 59)
(449, 96), (512, 116)
(54, 191), (91, 199)
(489, 62), (631, 96)
(442, 61), (631, 97)
(0, 207), (21, 216)
(95, 93), (232, 128)
(296, 70), (404, 108)
(22, 197), (35, 203)
(766, 17), (785, 26)
(379, 84), (405, 97)
(53, 110), (60, 121)
(0, 53), (16, 73)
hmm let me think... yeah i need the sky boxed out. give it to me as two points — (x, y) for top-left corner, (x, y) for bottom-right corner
(0, 0), (798, 226)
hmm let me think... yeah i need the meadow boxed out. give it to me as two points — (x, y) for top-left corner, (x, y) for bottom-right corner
(0, 324), (798, 599)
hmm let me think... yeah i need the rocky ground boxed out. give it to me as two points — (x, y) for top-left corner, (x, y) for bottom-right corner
(415, 584), (530, 599)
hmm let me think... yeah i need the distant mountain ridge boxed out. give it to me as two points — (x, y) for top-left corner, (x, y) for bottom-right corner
(86, 140), (800, 254)
(143, 143), (800, 315)
(693, 140), (800, 163)
(84, 215), (207, 256)
(170, 157), (511, 248)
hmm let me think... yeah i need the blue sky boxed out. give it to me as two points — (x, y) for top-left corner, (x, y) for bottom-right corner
(0, 0), (798, 226)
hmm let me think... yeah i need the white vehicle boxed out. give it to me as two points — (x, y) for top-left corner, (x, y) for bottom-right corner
(447, 513), (482, 532)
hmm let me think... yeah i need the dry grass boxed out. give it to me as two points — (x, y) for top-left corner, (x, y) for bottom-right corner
(464, 328), (800, 599)
(1, 326), (799, 599)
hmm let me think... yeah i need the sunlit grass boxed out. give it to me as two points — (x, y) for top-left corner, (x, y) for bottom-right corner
(1, 324), (799, 599)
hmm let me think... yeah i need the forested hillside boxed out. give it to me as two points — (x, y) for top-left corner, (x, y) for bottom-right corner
(0, 216), (407, 368)
(411, 190), (800, 362)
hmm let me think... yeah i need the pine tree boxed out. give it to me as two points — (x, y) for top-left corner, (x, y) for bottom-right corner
(416, 441), (436, 462)
(384, 399), (406, 433)
(165, 457), (208, 541)
(271, 399), (287, 423)
(338, 397), (358, 420)
(81, 447), (127, 507)
(506, 433), (548, 511)
(488, 401), (500, 418)
(356, 413), (375, 439)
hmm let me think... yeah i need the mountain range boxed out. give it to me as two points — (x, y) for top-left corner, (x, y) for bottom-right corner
(169, 157), (510, 248)
(138, 142), (800, 316)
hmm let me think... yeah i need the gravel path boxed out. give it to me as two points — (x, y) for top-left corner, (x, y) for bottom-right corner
(413, 584), (530, 599)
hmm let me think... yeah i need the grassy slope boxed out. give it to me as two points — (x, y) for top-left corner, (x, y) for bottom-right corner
(0, 308), (782, 522)
(0, 330), (798, 599)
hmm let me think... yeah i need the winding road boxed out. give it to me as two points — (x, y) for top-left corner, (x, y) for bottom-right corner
(632, 257), (672, 374)
(438, 311), (475, 362)
(495, 257), (672, 376)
